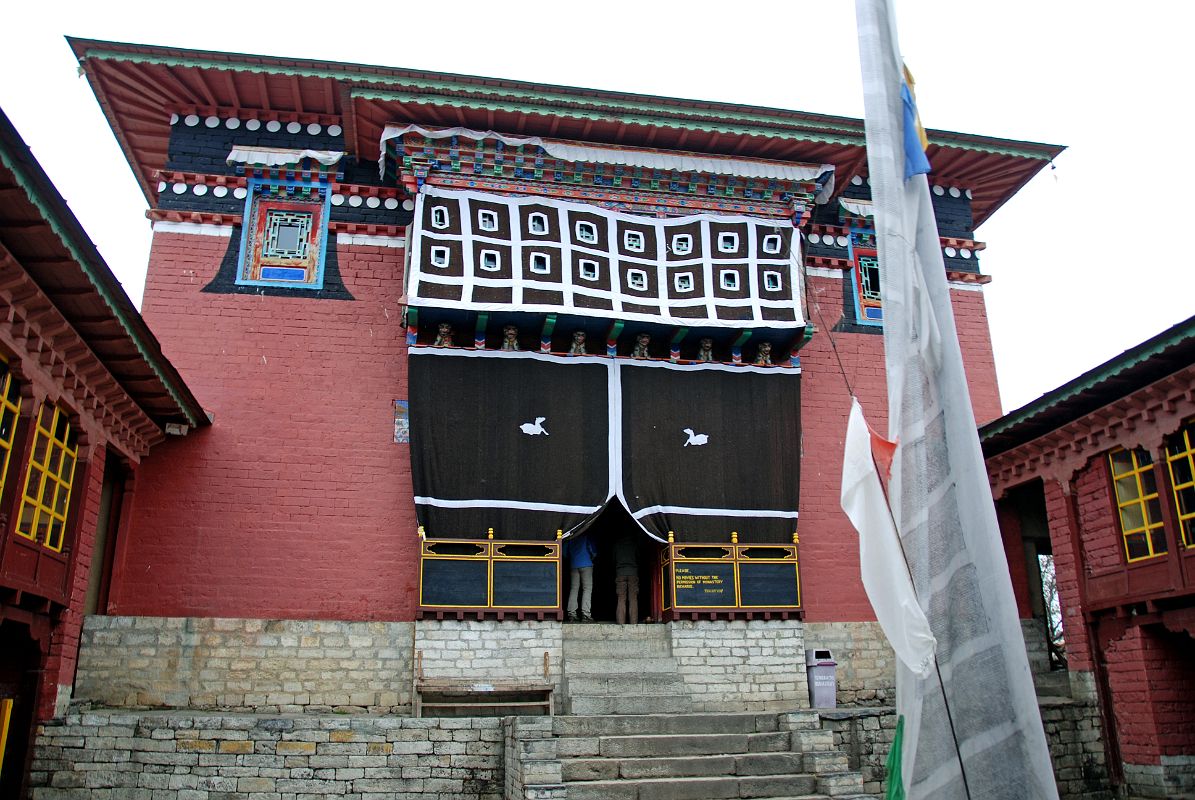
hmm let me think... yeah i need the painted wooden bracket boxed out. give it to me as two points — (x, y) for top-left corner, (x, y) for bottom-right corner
(605, 320), (625, 357)
(731, 329), (753, 365)
(406, 308), (419, 347)
(669, 327), (689, 363)
(540, 314), (556, 353)
(474, 312), (489, 349)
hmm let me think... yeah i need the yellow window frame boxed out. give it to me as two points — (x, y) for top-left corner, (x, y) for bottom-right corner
(1165, 422), (1195, 549)
(1108, 447), (1167, 562)
(0, 362), (20, 501)
(15, 403), (78, 553)
(0, 697), (10, 782)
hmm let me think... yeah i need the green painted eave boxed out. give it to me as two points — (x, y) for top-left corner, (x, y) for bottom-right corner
(0, 127), (204, 429)
(80, 46), (1057, 162)
(981, 314), (1195, 444)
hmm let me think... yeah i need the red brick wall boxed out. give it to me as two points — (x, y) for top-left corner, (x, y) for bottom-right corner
(39, 448), (106, 718)
(1043, 478), (1092, 671)
(996, 500), (1034, 618)
(797, 273), (1004, 621)
(1075, 458), (1124, 573)
(1104, 623), (1195, 764)
(110, 231), (418, 621)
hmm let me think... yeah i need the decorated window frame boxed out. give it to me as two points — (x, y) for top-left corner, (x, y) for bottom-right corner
(480, 250), (501, 271)
(529, 253), (551, 274)
(236, 178), (331, 290)
(671, 234), (693, 255)
(1108, 447), (1167, 562)
(1165, 420), (1195, 549)
(849, 226), (883, 325)
(477, 209), (499, 232)
(674, 272), (694, 293)
(431, 205), (450, 229)
(719, 269), (740, 291)
(15, 403), (78, 553)
(0, 360), (21, 501)
(624, 230), (646, 253)
(528, 212), (549, 235)
(578, 259), (599, 281)
(762, 234), (783, 255)
(429, 246), (450, 268)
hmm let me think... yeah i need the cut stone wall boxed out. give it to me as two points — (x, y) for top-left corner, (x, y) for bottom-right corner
(669, 620), (807, 711)
(414, 621), (562, 707)
(30, 709), (503, 799)
(817, 698), (1111, 800)
(73, 616), (414, 713)
(802, 621), (894, 706)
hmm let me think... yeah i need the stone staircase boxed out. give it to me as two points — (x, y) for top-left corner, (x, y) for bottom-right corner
(562, 623), (692, 715)
(553, 711), (874, 799)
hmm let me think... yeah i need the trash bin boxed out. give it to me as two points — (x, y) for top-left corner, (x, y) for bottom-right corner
(805, 648), (837, 708)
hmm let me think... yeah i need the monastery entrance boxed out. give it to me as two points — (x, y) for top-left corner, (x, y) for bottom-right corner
(573, 503), (661, 624)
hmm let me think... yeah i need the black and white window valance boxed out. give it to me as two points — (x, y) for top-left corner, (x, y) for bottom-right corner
(407, 187), (805, 330)
(409, 348), (800, 544)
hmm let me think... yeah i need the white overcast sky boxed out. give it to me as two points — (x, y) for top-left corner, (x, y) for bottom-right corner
(2, 1), (1192, 413)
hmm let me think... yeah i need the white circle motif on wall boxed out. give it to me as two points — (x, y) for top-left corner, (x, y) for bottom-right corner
(286, 122), (302, 134)
(328, 124), (343, 137)
(234, 187), (247, 200)
(169, 113), (179, 125)
(184, 114), (200, 127)
(266, 120), (281, 132)
(193, 185), (208, 196)
(960, 248), (972, 259)
(932, 185), (945, 196)
(307, 123), (322, 135)
(949, 187), (961, 198)
(965, 189), (973, 199)
(944, 246), (957, 258)
(225, 118), (241, 130)
(835, 235), (848, 247)
(366, 197), (381, 208)
(332, 194), (345, 206)
(213, 186), (229, 198)
(172, 183), (187, 194)
(850, 176), (863, 186)
(401, 198), (415, 211)
(205, 116), (220, 128)
(384, 198), (399, 210)
(808, 233), (821, 245)
(157, 181), (168, 193)
(246, 119), (261, 131)
(348, 195), (363, 207)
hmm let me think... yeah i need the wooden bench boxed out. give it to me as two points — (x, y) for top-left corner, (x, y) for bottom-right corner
(413, 650), (554, 717)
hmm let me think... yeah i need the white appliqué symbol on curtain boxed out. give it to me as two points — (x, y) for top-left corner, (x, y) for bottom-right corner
(520, 417), (549, 436)
(683, 428), (709, 447)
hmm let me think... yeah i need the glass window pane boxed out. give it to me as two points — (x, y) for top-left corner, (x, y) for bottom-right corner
(1145, 497), (1163, 525)
(54, 486), (69, 515)
(1172, 456), (1194, 486)
(40, 478), (55, 507)
(45, 447), (61, 476)
(31, 435), (48, 466)
(1135, 449), (1154, 467)
(1149, 528), (1169, 556)
(48, 519), (63, 550)
(1177, 486), (1195, 516)
(1115, 475), (1140, 504)
(1, 408), (14, 439)
(38, 404), (53, 429)
(24, 466), (44, 500)
(1125, 532), (1150, 560)
(1182, 519), (1195, 548)
(54, 413), (69, 442)
(1109, 450), (1133, 474)
(17, 504), (36, 535)
(1120, 503), (1145, 532)
(1140, 468), (1158, 494)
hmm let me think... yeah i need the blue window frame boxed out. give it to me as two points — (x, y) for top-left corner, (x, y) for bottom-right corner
(848, 226), (882, 325)
(236, 178), (331, 290)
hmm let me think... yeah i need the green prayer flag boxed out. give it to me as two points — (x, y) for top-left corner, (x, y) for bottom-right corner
(885, 714), (905, 800)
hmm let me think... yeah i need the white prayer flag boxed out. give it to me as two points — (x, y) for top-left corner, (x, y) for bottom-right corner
(855, 0), (1060, 797)
(841, 398), (936, 680)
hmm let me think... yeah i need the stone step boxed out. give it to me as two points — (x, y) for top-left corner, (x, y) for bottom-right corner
(566, 673), (688, 695)
(567, 693), (693, 716)
(597, 731), (793, 759)
(563, 751), (806, 781)
(565, 773), (820, 800)
(563, 639), (673, 658)
(554, 712), (781, 737)
(562, 655), (680, 673)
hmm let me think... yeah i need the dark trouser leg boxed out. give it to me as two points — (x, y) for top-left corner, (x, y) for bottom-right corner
(626, 575), (639, 624)
(616, 576), (628, 624)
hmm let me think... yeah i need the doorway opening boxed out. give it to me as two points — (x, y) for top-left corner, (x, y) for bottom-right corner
(565, 502), (662, 623)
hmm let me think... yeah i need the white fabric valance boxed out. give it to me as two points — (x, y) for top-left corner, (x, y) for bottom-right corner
(379, 124), (834, 185)
(839, 198), (875, 217)
(226, 147), (345, 168)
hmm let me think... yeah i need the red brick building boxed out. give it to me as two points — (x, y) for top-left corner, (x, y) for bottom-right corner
(984, 316), (1195, 798)
(0, 37), (1087, 798)
(0, 107), (205, 795)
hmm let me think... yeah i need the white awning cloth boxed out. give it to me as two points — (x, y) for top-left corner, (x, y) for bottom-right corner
(226, 147), (345, 167)
(839, 198), (875, 217)
(379, 124), (834, 185)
